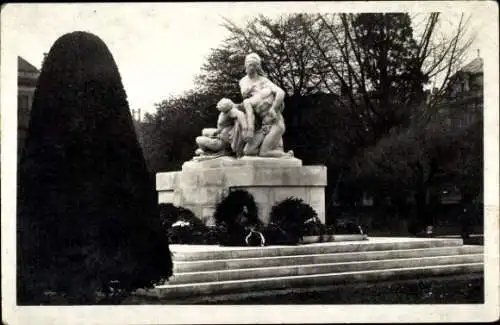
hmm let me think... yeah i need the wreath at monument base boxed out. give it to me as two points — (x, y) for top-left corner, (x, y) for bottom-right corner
(159, 200), (366, 246)
(213, 190), (263, 246)
(265, 197), (319, 245)
(245, 227), (266, 247)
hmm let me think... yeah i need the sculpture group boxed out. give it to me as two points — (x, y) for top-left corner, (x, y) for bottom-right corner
(195, 53), (294, 160)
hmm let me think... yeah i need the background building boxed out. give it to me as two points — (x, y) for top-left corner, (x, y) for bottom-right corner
(447, 55), (483, 98)
(425, 55), (483, 211)
(430, 55), (484, 128)
(18, 56), (40, 159)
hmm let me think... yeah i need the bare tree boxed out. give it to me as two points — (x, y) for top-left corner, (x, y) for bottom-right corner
(412, 12), (476, 117)
(219, 14), (332, 97)
(302, 13), (427, 143)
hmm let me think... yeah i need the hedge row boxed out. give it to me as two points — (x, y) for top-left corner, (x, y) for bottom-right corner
(160, 190), (364, 246)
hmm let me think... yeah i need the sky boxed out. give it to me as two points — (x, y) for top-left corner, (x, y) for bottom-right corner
(8, 2), (494, 116)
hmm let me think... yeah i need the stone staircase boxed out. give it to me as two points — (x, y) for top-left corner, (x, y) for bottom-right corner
(153, 237), (483, 301)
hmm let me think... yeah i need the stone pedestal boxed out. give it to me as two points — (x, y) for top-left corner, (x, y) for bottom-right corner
(156, 156), (327, 225)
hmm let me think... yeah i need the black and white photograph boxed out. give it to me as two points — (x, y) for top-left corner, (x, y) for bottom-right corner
(1, 2), (498, 324)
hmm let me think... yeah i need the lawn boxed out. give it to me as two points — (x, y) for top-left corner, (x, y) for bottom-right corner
(124, 273), (484, 305)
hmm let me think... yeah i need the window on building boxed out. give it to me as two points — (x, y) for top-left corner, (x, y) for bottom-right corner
(18, 95), (29, 111)
(18, 95), (30, 127)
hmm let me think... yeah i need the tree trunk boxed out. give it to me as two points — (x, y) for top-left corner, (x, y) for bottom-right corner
(415, 188), (426, 225)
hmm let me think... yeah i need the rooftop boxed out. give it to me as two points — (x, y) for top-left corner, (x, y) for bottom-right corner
(18, 56), (40, 73)
(459, 57), (483, 74)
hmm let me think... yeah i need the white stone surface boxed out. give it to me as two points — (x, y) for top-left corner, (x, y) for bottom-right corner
(156, 171), (180, 191)
(239, 186), (322, 224)
(173, 245), (483, 273)
(181, 156), (241, 171)
(202, 207), (217, 226)
(157, 158), (327, 224)
(222, 166), (327, 187)
(155, 264), (483, 299)
(237, 156), (302, 167)
(169, 237), (465, 254)
(181, 156), (303, 171)
(158, 191), (175, 204)
(148, 238), (483, 300)
(167, 254), (483, 284)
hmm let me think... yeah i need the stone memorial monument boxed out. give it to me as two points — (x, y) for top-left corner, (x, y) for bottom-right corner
(156, 53), (327, 225)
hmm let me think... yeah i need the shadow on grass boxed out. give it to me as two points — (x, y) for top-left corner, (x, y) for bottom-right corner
(124, 273), (483, 305)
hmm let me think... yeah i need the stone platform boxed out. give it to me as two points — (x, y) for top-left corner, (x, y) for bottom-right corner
(146, 237), (483, 301)
(156, 156), (327, 225)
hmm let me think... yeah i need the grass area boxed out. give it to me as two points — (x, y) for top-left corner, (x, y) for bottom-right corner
(366, 221), (482, 235)
(125, 274), (483, 305)
(223, 274), (484, 305)
(367, 229), (484, 246)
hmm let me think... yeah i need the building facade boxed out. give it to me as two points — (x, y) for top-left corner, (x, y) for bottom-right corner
(434, 56), (483, 205)
(427, 56), (484, 128)
(18, 56), (40, 159)
(447, 56), (483, 97)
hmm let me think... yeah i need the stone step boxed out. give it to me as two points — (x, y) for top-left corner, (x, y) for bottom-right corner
(170, 238), (465, 261)
(168, 254), (483, 284)
(155, 263), (483, 299)
(173, 245), (483, 273)
(152, 273), (484, 304)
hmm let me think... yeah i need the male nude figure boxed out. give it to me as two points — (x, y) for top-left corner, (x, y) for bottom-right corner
(241, 86), (279, 137)
(195, 98), (248, 157)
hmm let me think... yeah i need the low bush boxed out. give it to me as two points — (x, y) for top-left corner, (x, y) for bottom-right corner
(158, 199), (366, 247)
(262, 222), (291, 245)
(167, 221), (204, 244)
(158, 204), (215, 244)
(324, 224), (336, 235)
(158, 203), (203, 229)
(333, 219), (365, 235)
(214, 190), (262, 246)
(268, 197), (318, 245)
(303, 215), (326, 236)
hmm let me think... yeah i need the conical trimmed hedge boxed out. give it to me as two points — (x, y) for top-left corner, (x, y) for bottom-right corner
(17, 31), (172, 304)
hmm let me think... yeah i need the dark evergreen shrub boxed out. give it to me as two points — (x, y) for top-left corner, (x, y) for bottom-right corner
(268, 197), (318, 245)
(167, 221), (207, 244)
(159, 204), (224, 245)
(263, 222), (291, 245)
(213, 190), (260, 246)
(334, 219), (365, 235)
(158, 203), (203, 230)
(205, 225), (226, 245)
(17, 31), (172, 304)
(325, 224), (336, 235)
(303, 215), (326, 236)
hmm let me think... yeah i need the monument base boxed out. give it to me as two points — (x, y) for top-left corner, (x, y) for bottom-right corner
(146, 237), (482, 302)
(156, 156), (327, 225)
